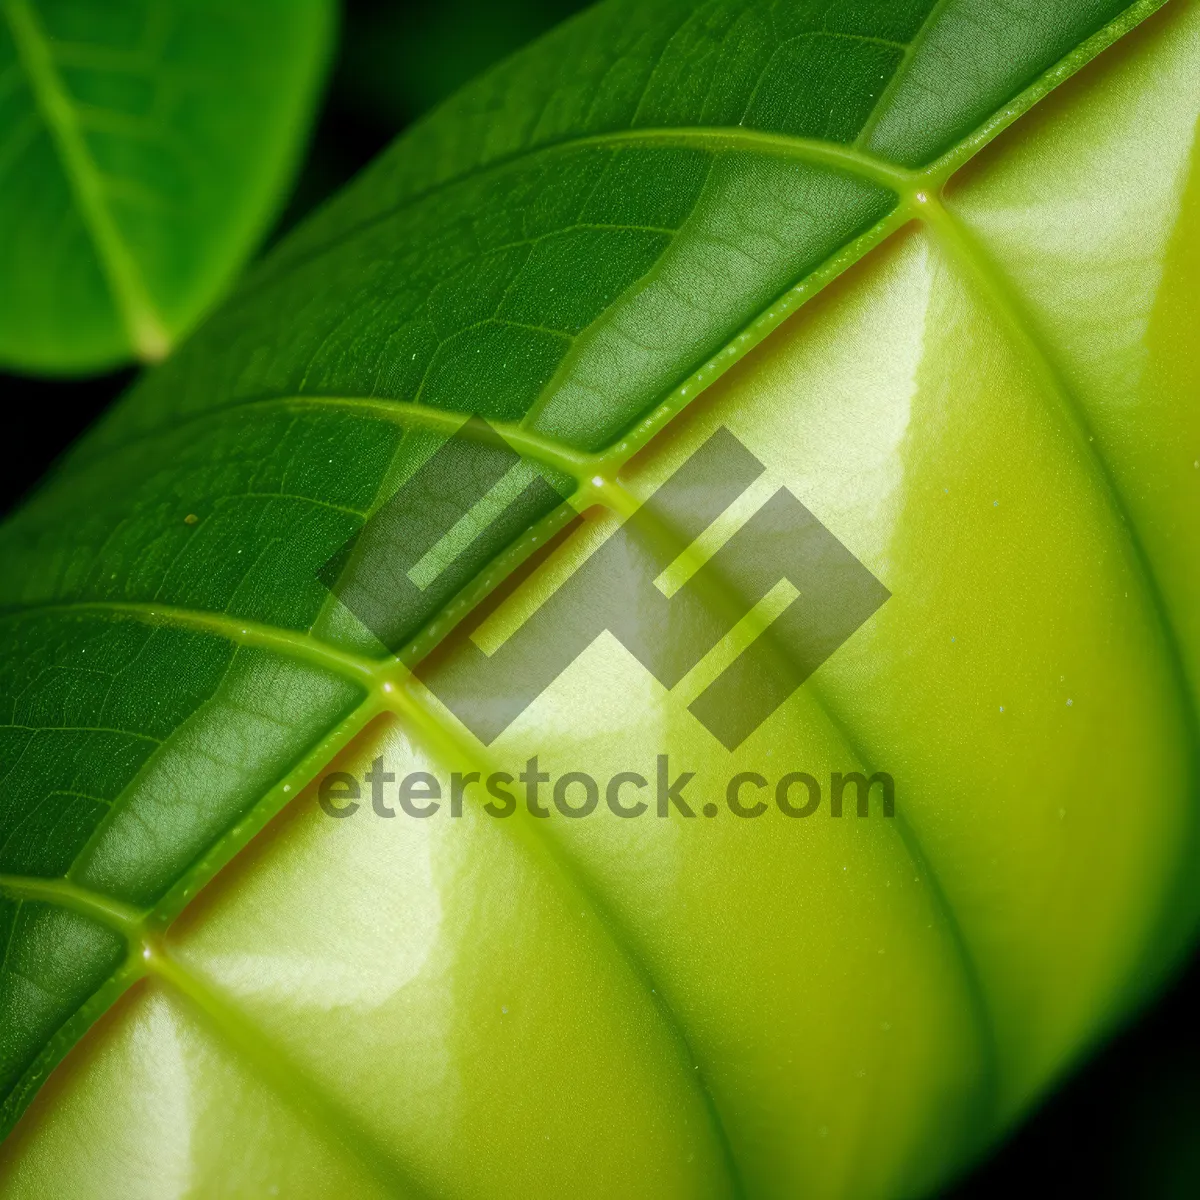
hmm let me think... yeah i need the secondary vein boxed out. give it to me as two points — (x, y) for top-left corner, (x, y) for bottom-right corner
(0, 600), (384, 685)
(853, 0), (958, 150)
(370, 684), (746, 1198)
(58, 393), (600, 486)
(148, 946), (435, 1200)
(921, 194), (1198, 736)
(0, 873), (146, 936)
(240, 125), (916, 301)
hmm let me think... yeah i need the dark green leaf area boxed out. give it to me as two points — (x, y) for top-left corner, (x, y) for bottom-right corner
(100, 145), (716, 436)
(293, 0), (1131, 245)
(0, 408), (392, 942)
(0, 619), (230, 877)
(740, 30), (901, 143)
(3, 411), (398, 630)
(100, 147), (892, 455)
(296, 0), (936, 233)
(0, 902), (123, 1122)
(70, 647), (363, 907)
(522, 156), (894, 448)
(863, 0), (1133, 164)
(0, 614), (363, 905)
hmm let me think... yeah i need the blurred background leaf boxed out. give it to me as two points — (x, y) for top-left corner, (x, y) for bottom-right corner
(0, 0), (334, 375)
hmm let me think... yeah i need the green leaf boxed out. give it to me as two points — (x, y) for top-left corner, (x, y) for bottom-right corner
(1, 0), (1198, 1196)
(0, 0), (334, 374)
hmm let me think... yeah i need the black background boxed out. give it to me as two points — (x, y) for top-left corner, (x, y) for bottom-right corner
(2, 2), (1197, 1193)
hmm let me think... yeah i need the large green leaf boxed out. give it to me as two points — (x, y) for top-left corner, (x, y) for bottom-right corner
(0, 0), (333, 374)
(1, 0), (1199, 1196)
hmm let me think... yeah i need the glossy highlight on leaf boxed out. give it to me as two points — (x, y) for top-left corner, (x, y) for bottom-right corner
(1, 0), (1199, 1197)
